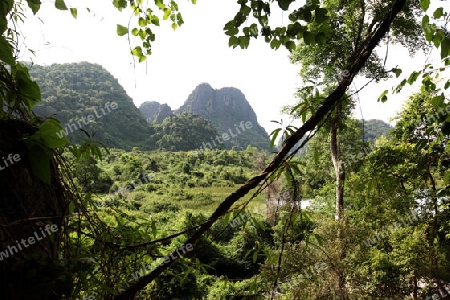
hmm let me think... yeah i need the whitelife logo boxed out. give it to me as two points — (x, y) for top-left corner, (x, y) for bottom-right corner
(0, 224), (58, 261)
(56, 102), (118, 138)
(0, 153), (21, 171)
(128, 243), (194, 282)
(193, 121), (253, 153)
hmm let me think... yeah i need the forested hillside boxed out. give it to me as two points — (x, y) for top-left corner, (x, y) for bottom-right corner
(139, 83), (271, 150)
(29, 62), (153, 150)
(29, 63), (269, 151)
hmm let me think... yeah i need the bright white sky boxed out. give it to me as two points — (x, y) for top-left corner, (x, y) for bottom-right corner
(19, 0), (447, 134)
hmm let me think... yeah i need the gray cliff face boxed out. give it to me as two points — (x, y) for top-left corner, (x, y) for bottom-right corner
(139, 101), (172, 124)
(154, 104), (172, 124)
(175, 83), (269, 150)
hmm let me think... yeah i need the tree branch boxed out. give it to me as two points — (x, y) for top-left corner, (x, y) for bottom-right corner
(113, 0), (407, 298)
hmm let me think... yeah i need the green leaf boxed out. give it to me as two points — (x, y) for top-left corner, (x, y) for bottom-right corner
(252, 250), (258, 263)
(444, 79), (450, 90)
(55, 0), (68, 10)
(441, 37), (450, 59)
(377, 90), (388, 103)
(315, 32), (326, 45)
(15, 63), (41, 108)
(131, 28), (139, 36)
(151, 15), (160, 26)
(392, 68), (402, 78)
(433, 7), (444, 19)
(444, 170), (450, 184)
(270, 128), (281, 149)
(432, 30), (445, 48)
(285, 40), (296, 51)
(0, 36), (14, 65)
(116, 24), (128, 36)
(36, 119), (69, 148)
(314, 8), (328, 23)
(163, 8), (171, 20)
(239, 35), (250, 49)
(131, 46), (146, 62)
(303, 31), (315, 45)
(70, 7), (77, 18)
(278, 0), (294, 11)
(27, 144), (52, 184)
(286, 22), (302, 37)
(314, 234), (323, 246)
(228, 36), (239, 47)
(26, 0), (41, 14)
(407, 71), (420, 85)
(155, 0), (165, 10)
(420, 0), (430, 11)
(302, 9), (312, 22)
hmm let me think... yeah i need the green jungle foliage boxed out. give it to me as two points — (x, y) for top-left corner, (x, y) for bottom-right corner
(1, 0), (449, 299)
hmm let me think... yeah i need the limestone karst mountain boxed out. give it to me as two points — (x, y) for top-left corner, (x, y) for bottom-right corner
(140, 83), (271, 150)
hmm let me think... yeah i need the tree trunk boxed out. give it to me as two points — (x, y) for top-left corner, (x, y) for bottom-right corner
(330, 102), (345, 221)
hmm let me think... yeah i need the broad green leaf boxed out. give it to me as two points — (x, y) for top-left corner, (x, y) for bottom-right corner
(15, 63), (41, 108)
(27, 144), (52, 184)
(113, 0), (127, 10)
(36, 119), (69, 148)
(302, 9), (312, 22)
(407, 71), (420, 84)
(315, 32), (326, 45)
(163, 8), (171, 20)
(228, 36), (239, 47)
(303, 31), (315, 45)
(131, 28), (139, 36)
(239, 35), (250, 49)
(432, 30), (445, 48)
(155, 0), (165, 10)
(55, 0), (68, 10)
(151, 15), (160, 26)
(420, 0), (430, 11)
(431, 93), (444, 107)
(26, 0), (41, 14)
(278, 0), (294, 11)
(433, 7), (444, 19)
(131, 46), (146, 62)
(0, 36), (14, 65)
(286, 22), (302, 37)
(171, 23), (177, 30)
(138, 17), (146, 27)
(441, 37), (450, 59)
(70, 7), (77, 18)
(285, 40), (296, 51)
(314, 8), (328, 23)
(116, 24), (128, 36)
(392, 68), (402, 78)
